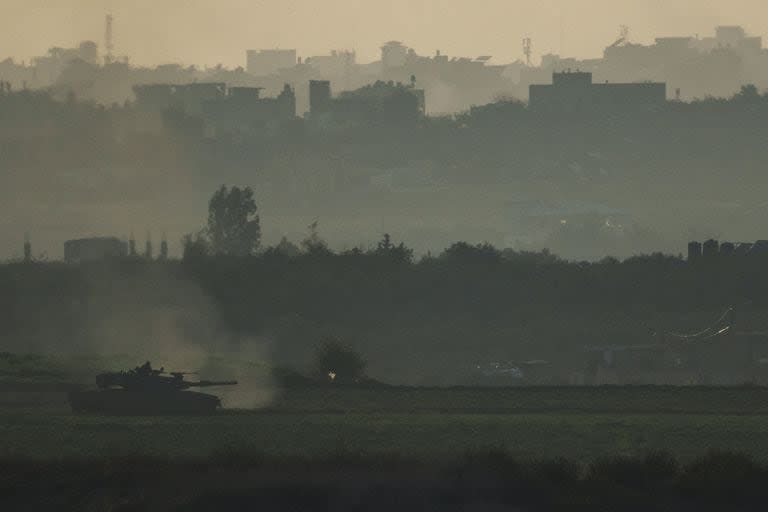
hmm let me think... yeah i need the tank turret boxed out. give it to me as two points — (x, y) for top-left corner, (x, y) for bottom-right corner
(95, 361), (237, 391)
(69, 361), (238, 415)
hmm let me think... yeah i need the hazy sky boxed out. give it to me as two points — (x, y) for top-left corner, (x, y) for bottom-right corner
(3, 1), (768, 67)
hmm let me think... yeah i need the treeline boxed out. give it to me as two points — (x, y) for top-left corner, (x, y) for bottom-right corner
(4, 241), (768, 383)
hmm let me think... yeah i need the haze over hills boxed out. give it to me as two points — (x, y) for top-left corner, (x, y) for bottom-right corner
(4, 6), (768, 262)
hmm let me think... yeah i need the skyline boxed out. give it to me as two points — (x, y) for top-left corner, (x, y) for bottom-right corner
(4, 0), (768, 68)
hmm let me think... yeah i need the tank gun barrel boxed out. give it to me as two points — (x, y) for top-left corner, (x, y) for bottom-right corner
(187, 380), (238, 388)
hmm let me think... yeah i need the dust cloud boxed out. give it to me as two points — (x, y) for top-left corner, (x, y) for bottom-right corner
(51, 264), (275, 409)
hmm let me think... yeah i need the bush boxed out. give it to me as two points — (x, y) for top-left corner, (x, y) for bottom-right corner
(314, 339), (366, 383)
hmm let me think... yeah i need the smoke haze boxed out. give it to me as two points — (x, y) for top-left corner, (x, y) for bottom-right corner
(3, 1), (768, 67)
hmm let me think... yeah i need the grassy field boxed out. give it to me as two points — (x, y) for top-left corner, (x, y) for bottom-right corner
(268, 385), (768, 414)
(5, 384), (768, 509)
(4, 353), (768, 464)
(3, 406), (768, 462)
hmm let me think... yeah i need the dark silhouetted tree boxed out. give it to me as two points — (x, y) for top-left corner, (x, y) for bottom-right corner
(314, 338), (366, 383)
(735, 84), (760, 104)
(181, 231), (210, 262)
(301, 220), (330, 255)
(273, 236), (301, 258)
(440, 242), (502, 265)
(375, 233), (413, 264)
(206, 185), (261, 256)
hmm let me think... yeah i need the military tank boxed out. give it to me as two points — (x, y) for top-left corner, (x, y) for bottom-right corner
(68, 361), (238, 415)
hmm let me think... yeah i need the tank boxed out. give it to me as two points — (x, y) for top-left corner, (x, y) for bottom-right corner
(68, 361), (238, 415)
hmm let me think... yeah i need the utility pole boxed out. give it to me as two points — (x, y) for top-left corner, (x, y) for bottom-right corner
(23, 233), (31, 263)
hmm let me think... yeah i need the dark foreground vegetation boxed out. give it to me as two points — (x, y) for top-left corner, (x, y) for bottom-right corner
(3, 450), (768, 511)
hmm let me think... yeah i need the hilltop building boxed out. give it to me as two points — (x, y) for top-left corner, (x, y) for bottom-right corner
(529, 71), (666, 111)
(246, 49), (297, 76)
(381, 41), (408, 69)
(31, 41), (99, 84)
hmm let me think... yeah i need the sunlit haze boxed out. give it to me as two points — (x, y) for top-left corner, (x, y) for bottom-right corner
(4, 0), (768, 66)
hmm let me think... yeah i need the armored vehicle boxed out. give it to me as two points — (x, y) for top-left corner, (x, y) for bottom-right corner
(68, 362), (237, 415)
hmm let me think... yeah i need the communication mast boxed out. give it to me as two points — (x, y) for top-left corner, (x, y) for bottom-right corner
(609, 25), (631, 49)
(620, 25), (630, 41)
(105, 14), (115, 64)
(522, 37), (532, 66)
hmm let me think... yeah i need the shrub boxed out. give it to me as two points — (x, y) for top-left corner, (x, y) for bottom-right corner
(314, 339), (366, 383)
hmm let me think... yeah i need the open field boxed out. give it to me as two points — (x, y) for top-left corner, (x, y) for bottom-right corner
(4, 355), (768, 463)
(5, 386), (768, 509)
(268, 385), (768, 415)
(3, 410), (768, 462)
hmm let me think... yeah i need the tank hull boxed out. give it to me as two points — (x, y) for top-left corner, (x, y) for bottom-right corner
(68, 389), (222, 415)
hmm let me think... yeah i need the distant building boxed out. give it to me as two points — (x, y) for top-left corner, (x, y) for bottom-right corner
(175, 83), (227, 116)
(529, 71), (666, 111)
(133, 82), (227, 115)
(306, 50), (356, 77)
(309, 80), (332, 115)
(687, 241), (702, 261)
(202, 83), (296, 133)
(687, 239), (768, 260)
(64, 237), (127, 263)
(710, 26), (762, 51)
(702, 239), (719, 257)
(309, 79), (425, 124)
(133, 83), (179, 111)
(133, 82), (296, 132)
(653, 37), (695, 53)
(31, 41), (99, 84)
(246, 49), (297, 76)
(381, 41), (408, 69)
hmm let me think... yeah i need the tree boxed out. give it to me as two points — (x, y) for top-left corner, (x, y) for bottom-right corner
(273, 236), (301, 258)
(440, 242), (502, 265)
(301, 220), (330, 255)
(374, 233), (413, 264)
(206, 185), (261, 256)
(181, 231), (210, 262)
(735, 84), (761, 104)
(314, 338), (366, 383)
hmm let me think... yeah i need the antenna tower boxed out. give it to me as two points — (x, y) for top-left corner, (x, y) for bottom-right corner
(522, 38), (532, 66)
(620, 25), (630, 41)
(105, 14), (115, 64)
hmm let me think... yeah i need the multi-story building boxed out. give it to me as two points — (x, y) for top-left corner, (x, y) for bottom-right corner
(529, 71), (666, 111)
(64, 237), (127, 263)
(246, 49), (297, 76)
